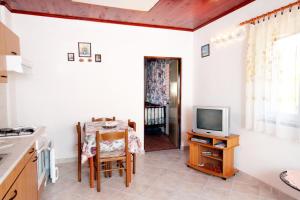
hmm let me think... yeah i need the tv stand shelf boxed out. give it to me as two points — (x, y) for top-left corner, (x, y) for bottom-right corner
(186, 131), (239, 179)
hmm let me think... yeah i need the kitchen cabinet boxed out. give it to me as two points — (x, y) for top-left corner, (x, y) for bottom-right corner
(0, 57), (7, 83)
(1, 144), (38, 200)
(0, 22), (20, 83)
(0, 22), (20, 56)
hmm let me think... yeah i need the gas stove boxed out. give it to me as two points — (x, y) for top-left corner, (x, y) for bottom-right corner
(0, 127), (35, 137)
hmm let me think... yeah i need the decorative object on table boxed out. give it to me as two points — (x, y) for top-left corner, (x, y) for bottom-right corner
(78, 42), (91, 57)
(201, 44), (210, 57)
(79, 58), (84, 62)
(280, 170), (300, 192)
(95, 54), (101, 62)
(67, 53), (75, 61)
(92, 117), (116, 122)
(102, 121), (118, 129)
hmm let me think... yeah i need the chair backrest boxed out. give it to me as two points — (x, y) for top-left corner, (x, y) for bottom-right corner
(96, 129), (129, 155)
(76, 122), (82, 148)
(92, 116), (116, 122)
(128, 119), (136, 131)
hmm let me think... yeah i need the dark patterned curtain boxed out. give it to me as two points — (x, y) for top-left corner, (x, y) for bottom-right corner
(145, 59), (169, 105)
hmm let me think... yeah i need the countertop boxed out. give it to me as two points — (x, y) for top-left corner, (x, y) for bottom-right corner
(0, 127), (46, 184)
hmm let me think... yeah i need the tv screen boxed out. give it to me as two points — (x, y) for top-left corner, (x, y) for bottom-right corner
(197, 109), (223, 131)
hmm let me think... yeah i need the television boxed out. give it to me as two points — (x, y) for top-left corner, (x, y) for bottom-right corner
(192, 106), (229, 136)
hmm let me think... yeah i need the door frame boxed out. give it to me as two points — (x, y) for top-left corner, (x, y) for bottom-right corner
(144, 56), (182, 149)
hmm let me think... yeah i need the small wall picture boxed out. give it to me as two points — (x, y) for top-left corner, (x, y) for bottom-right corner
(201, 44), (210, 58)
(67, 53), (75, 61)
(95, 54), (101, 62)
(78, 42), (92, 57)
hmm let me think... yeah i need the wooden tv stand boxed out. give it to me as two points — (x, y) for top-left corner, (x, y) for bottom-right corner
(186, 131), (239, 179)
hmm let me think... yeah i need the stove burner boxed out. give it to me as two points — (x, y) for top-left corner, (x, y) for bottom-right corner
(0, 127), (35, 137)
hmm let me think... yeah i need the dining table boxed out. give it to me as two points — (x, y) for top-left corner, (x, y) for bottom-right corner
(81, 120), (142, 188)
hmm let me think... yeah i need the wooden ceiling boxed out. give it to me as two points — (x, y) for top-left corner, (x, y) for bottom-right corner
(1, 0), (254, 31)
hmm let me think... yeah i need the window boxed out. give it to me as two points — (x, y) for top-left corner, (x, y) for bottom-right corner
(272, 33), (300, 125)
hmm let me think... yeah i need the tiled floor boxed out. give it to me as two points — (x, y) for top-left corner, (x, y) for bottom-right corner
(42, 150), (296, 200)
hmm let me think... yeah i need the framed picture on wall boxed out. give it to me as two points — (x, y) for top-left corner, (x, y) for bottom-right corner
(201, 44), (210, 58)
(78, 42), (92, 57)
(67, 53), (75, 61)
(95, 54), (101, 62)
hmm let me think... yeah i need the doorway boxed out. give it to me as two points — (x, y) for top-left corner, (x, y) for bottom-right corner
(144, 56), (181, 152)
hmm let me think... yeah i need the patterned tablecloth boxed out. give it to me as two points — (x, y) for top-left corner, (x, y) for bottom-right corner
(81, 120), (142, 164)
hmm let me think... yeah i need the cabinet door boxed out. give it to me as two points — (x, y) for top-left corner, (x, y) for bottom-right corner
(2, 154), (38, 200)
(0, 23), (6, 55)
(4, 28), (20, 55)
(23, 154), (38, 200)
(2, 171), (26, 200)
(0, 56), (7, 83)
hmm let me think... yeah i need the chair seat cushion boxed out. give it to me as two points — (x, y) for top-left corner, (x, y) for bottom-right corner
(100, 150), (125, 158)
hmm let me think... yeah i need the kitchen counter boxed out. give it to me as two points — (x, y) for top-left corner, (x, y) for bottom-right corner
(0, 127), (45, 184)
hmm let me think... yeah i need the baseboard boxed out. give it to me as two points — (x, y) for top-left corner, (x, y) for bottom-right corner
(180, 145), (189, 151)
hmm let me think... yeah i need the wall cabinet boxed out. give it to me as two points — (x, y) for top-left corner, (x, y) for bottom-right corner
(0, 22), (20, 56)
(0, 57), (7, 83)
(0, 22), (21, 83)
(1, 144), (38, 200)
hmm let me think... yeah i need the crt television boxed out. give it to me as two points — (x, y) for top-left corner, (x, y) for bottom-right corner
(192, 106), (229, 136)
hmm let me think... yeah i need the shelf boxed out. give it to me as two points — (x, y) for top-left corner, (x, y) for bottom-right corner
(202, 154), (223, 162)
(187, 131), (239, 179)
(188, 140), (226, 150)
(187, 163), (223, 177)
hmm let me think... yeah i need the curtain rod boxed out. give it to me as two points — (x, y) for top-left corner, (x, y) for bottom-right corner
(240, 1), (300, 25)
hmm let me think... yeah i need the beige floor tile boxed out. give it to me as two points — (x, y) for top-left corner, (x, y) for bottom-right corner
(41, 149), (295, 200)
(232, 182), (260, 196)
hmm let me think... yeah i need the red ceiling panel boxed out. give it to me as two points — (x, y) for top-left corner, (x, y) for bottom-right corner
(1, 0), (254, 31)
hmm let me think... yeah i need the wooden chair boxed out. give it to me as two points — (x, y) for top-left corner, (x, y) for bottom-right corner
(92, 116), (116, 122)
(91, 116), (116, 177)
(128, 119), (137, 174)
(76, 122), (95, 188)
(75, 122), (82, 182)
(96, 129), (131, 192)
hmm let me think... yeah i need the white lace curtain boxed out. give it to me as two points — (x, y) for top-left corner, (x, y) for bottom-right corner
(245, 5), (300, 141)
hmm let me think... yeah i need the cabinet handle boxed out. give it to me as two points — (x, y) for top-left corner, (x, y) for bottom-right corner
(32, 156), (38, 162)
(9, 190), (17, 200)
(11, 52), (17, 55)
(1, 76), (7, 78)
(28, 148), (35, 154)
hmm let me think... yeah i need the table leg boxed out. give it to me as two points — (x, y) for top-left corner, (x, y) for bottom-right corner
(132, 153), (136, 174)
(89, 157), (94, 188)
(129, 155), (132, 183)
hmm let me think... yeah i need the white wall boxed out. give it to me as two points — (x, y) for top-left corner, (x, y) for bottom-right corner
(9, 12), (194, 159)
(193, 0), (300, 199)
(0, 6), (12, 27)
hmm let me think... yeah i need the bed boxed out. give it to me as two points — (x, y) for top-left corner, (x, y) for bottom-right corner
(144, 102), (166, 133)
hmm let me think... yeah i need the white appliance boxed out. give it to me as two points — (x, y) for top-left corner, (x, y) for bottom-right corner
(2, 55), (32, 73)
(35, 132), (58, 191)
(49, 142), (59, 183)
(35, 132), (50, 190)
